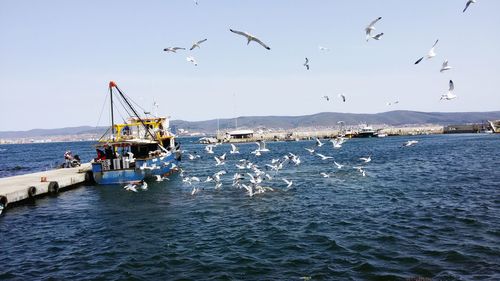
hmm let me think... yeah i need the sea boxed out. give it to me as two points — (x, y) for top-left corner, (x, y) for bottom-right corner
(0, 134), (499, 280)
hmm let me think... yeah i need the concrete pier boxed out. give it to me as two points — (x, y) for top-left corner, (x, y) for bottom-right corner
(0, 163), (92, 214)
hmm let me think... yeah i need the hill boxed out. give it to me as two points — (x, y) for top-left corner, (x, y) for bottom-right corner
(1, 110), (499, 138)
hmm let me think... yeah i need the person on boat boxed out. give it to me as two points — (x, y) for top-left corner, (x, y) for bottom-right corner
(96, 148), (106, 160)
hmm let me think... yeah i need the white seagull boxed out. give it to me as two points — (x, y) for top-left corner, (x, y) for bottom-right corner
(360, 156), (372, 163)
(365, 17), (382, 41)
(190, 38), (207, 50)
(124, 183), (138, 192)
(371, 32), (384, 41)
(305, 147), (315, 154)
(415, 39), (439, 64)
(316, 153), (333, 161)
(338, 94), (346, 102)
(320, 172), (331, 178)
(463, 0), (476, 13)
(440, 60), (452, 73)
(230, 144), (239, 154)
(229, 29), (271, 50)
(205, 145), (214, 154)
(315, 138), (324, 147)
(319, 46), (330, 52)
(282, 178), (293, 188)
(304, 57), (310, 70)
(440, 80), (457, 100)
(186, 56), (198, 66)
(403, 140), (419, 147)
(334, 161), (344, 169)
(163, 47), (186, 53)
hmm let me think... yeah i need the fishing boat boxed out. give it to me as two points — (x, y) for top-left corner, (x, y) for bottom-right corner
(354, 125), (377, 138)
(91, 81), (181, 185)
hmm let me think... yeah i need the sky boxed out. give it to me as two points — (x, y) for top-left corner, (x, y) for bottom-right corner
(0, 0), (499, 131)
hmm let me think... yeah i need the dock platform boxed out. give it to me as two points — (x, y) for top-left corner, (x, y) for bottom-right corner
(0, 163), (93, 214)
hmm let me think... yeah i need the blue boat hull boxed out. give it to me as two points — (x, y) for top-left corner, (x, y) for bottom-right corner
(92, 153), (179, 185)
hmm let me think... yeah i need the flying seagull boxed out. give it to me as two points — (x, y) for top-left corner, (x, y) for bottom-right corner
(316, 153), (333, 160)
(304, 57), (310, 70)
(365, 17), (382, 41)
(319, 46), (330, 52)
(440, 80), (457, 100)
(371, 32), (384, 40)
(322, 95), (330, 101)
(186, 56), (198, 66)
(163, 47), (186, 53)
(463, 0), (476, 13)
(440, 60), (452, 73)
(360, 156), (372, 163)
(282, 178), (293, 188)
(230, 143), (239, 154)
(338, 94), (346, 102)
(190, 38), (207, 50)
(415, 39), (439, 64)
(229, 29), (271, 50)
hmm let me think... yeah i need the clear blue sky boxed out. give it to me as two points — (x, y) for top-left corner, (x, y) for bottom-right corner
(1, 0), (499, 131)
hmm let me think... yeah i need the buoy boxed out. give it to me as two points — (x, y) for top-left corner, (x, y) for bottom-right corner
(48, 181), (59, 194)
(28, 186), (37, 198)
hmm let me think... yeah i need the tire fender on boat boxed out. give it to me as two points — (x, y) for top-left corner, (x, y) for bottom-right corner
(48, 181), (59, 194)
(0, 196), (7, 208)
(84, 170), (95, 184)
(28, 186), (37, 198)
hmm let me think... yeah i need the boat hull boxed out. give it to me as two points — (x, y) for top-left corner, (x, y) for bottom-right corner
(92, 152), (179, 185)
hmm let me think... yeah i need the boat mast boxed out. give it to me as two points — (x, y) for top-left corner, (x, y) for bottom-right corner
(109, 81), (157, 141)
(109, 81), (115, 141)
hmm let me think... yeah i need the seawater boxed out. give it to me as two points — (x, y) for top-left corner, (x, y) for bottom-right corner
(0, 134), (499, 280)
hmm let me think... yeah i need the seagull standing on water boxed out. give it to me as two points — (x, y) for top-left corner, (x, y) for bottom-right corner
(190, 38), (207, 50)
(229, 29), (271, 50)
(304, 57), (310, 70)
(440, 80), (457, 100)
(440, 60), (452, 73)
(415, 39), (439, 64)
(365, 17), (382, 41)
(463, 0), (476, 13)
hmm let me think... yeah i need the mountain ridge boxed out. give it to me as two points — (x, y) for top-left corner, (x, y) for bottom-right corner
(1, 110), (499, 138)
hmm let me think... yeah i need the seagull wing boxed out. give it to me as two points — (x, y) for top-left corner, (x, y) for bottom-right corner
(449, 80), (454, 92)
(432, 39), (439, 48)
(442, 60), (448, 68)
(414, 57), (424, 64)
(367, 17), (382, 28)
(230, 29), (250, 38)
(252, 36), (271, 50)
(463, 0), (472, 12)
(197, 38), (207, 45)
(174, 47), (185, 50)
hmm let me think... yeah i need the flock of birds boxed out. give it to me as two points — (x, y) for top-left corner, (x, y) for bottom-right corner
(136, 0), (481, 195)
(163, 0), (478, 107)
(122, 137), (419, 196)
